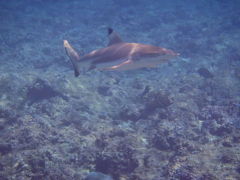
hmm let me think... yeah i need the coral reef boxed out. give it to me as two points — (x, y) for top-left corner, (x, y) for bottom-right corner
(0, 0), (239, 179)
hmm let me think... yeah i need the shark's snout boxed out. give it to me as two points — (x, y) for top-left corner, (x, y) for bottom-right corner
(172, 51), (180, 56)
(162, 48), (180, 56)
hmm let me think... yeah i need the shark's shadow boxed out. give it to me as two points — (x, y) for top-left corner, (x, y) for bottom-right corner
(26, 78), (68, 105)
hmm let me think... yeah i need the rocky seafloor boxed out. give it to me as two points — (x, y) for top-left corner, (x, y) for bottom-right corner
(0, 0), (240, 179)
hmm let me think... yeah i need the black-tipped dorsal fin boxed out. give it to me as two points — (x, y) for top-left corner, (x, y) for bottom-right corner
(107, 28), (123, 46)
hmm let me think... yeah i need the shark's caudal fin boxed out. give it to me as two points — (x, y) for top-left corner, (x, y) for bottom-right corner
(63, 40), (80, 77)
(107, 28), (123, 46)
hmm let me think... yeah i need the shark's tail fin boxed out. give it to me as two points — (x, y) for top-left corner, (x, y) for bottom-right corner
(63, 40), (80, 77)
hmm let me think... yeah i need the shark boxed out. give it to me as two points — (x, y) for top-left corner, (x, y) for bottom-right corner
(64, 28), (179, 77)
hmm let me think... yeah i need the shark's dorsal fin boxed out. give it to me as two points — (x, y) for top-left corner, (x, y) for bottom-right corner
(108, 28), (123, 46)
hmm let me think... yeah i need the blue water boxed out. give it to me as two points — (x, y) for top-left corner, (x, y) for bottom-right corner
(0, 0), (240, 179)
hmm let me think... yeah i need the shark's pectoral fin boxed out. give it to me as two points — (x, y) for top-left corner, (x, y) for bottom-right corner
(107, 28), (123, 46)
(104, 59), (132, 70)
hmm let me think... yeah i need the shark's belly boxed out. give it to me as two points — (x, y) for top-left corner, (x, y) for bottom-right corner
(94, 57), (128, 70)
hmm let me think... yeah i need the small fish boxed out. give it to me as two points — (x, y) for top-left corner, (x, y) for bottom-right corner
(64, 28), (179, 77)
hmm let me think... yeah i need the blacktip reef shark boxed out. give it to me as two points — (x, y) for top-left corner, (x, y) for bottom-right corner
(64, 28), (179, 77)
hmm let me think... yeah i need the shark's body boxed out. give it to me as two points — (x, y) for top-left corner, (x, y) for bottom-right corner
(64, 28), (179, 77)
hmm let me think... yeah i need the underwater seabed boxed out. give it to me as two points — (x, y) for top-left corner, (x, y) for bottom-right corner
(0, 0), (240, 179)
